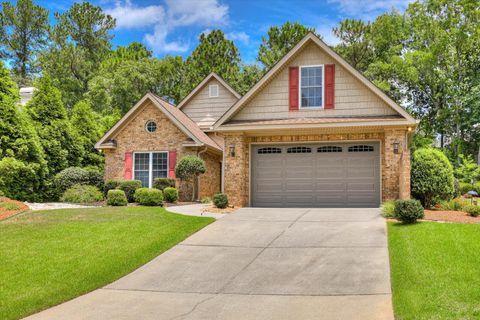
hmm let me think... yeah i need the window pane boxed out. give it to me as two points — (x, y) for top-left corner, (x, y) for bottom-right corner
(134, 153), (150, 187)
(300, 66), (323, 107)
(151, 152), (168, 186)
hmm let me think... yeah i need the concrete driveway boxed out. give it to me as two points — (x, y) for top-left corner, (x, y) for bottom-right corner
(27, 208), (393, 320)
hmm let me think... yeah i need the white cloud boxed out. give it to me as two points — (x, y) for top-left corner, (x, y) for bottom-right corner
(106, 0), (229, 54)
(327, 0), (413, 20)
(226, 31), (250, 44)
(316, 24), (340, 46)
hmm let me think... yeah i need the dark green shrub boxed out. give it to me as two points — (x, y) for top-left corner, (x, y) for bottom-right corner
(0, 157), (39, 201)
(381, 200), (395, 218)
(411, 148), (455, 208)
(118, 180), (142, 202)
(0, 190), (4, 197)
(104, 180), (121, 197)
(163, 187), (178, 202)
(60, 185), (103, 204)
(134, 188), (163, 206)
(213, 193), (228, 209)
(175, 156), (206, 201)
(107, 190), (127, 206)
(54, 167), (90, 193)
(153, 178), (176, 190)
(394, 199), (424, 224)
(85, 169), (104, 189)
(465, 205), (480, 217)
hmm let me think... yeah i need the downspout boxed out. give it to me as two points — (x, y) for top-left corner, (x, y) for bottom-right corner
(196, 146), (208, 201)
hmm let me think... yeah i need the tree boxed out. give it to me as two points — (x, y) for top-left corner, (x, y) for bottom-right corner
(454, 155), (480, 184)
(333, 19), (373, 71)
(0, 0), (49, 85)
(257, 22), (316, 69)
(26, 75), (84, 176)
(184, 30), (241, 96)
(234, 64), (263, 95)
(175, 155), (206, 201)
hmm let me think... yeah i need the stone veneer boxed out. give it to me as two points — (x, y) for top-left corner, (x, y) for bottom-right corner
(103, 101), (221, 201)
(223, 129), (411, 207)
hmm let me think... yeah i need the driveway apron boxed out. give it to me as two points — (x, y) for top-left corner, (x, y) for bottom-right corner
(26, 208), (393, 320)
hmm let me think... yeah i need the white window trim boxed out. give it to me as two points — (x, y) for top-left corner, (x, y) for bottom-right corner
(209, 84), (219, 97)
(132, 151), (169, 188)
(299, 64), (324, 109)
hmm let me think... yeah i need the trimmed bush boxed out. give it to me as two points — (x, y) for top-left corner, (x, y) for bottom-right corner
(163, 187), (178, 203)
(381, 200), (396, 218)
(54, 167), (90, 193)
(213, 193), (228, 209)
(411, 148), (455, 208)
(107, 190), (127, 206)
(394, 199), (424, 224)
(0, 157), (39, 201)
(465, 204), (480, 217)
(134, 188), (163, 206)
(61, 185), (103, 204)
(175, 156), (206, 201)
(104, 180), (121, 196)
(153, 178), (176, 190)
(118, 180), (142, 202)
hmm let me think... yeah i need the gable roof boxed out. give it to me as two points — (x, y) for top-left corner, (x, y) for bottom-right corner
(177, 72), (241, 110)
(213, 32), (417, 129)
(95, 92), (222, 152)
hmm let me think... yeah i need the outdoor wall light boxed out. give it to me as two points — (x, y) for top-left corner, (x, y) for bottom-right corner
(393, 140), (401, 154)
(229, 144), (236, 157)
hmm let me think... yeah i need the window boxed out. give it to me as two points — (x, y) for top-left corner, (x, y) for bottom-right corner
(257, 147), (282, 154)
(317, 146), (342, 153)
(287, 146), (312, 153)
(348, 145), (374, 152)
(145, 120), (157, 133)
(134, 152), (168, 187)
(300, 65), (323, 108)
(209, 84), (219, 97)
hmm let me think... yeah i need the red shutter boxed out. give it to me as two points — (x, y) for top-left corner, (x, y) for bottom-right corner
(289, 66), (299, 111)
(124, 151), (133, 180)
(168, 151), (177, 178)
(324, 64), (335, 109)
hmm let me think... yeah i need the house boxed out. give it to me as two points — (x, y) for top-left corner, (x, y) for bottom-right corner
(95, 32), (418, 208)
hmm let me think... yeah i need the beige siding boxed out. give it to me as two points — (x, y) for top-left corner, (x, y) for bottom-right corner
(182, 78), (238, 124)
(233, 43), (398, 121)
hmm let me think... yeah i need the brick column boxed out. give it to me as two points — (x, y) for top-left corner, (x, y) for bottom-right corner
(383, 129), (409, 201)
(223, 133), (248, 207)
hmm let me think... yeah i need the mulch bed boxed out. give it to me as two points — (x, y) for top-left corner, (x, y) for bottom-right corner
(423, 210), (480, 224)
(203, 206), (237, 214)
(0, 197), (30, 221)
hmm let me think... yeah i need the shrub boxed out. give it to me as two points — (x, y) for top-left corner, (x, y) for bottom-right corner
(381, 200), (396, 218)
(54, 167), (90, 193)
(134, 188), (163, 206)
(460, 182), (473, 195)
(474, 182), (480, 194)
(163, 187), (178, 203)
(107, 190), (127, 206)
(153, 178), (176, 190)
(60, 184), (103, 204)
(175, 156), (206, 201)
(118, 180), (142, 202)
(464, 204), (480, 217)
(201, 196), (211, 204)
(0, 157), (39, 201)
(0, 190), (4, 196)
(85, 169), (104, 189)
(394, 199), (424, 224)
(411, 148), (455, 208)
(213, 193), (228, 209)
(104, 180), (121, 196)
(438, 198), (468, 211)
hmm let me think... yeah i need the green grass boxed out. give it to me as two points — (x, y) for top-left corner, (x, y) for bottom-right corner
(0, 207), (214, 320)
(388, 222), (480, 320)
(0, 202), (22, 210)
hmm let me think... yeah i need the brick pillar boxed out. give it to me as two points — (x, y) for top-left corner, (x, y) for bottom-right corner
(223, 133), (248, 207)
(383, 129), (409, 201)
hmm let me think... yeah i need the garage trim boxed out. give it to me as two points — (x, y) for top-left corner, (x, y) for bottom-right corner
(248, 139), (383, 207)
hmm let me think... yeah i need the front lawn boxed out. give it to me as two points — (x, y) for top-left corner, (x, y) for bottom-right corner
(388, 222), (480, 320)
(0, 207), (214, 320)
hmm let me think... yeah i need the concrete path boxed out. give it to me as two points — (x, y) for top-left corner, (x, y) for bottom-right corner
(167, 203), (227, 219)
(26, 208), (393, 320)
(25, 202), (98, 211)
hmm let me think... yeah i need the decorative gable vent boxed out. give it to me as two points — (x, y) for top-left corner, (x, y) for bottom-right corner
(209, 84), (219, 97)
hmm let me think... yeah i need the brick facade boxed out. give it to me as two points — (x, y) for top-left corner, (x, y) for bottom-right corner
(223, 129), (411, 207)
(103, 101), (221, 201)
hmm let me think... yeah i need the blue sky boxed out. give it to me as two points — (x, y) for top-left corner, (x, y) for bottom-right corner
(40, 0), (413, 63)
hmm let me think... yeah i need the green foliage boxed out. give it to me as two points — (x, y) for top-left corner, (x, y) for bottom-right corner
(0, 0), (49, 85)
(0, 157), (39, 201)
(459, 182), (473, 195)
(54, 166), (102, 194)
(411, 148), (455, 208)
(118, 180), (142, 203)
(0, 202), (22, 210)
(106, 190), (127, 206)
(153, 178), (176, 190)
(333, 19), (373, 70)
(464, 204), (480, 217)
(438, 198), (468, 211)
(134, 188), (163, 206)
(201, 197), (211, 204)
(394, 199), (424, 224)
(381, 200), (396, 218)
(175, 156), (206, 201)
(60, 184), (103, 204)
(258, 22), (316, 69)
(104, 180), (121, 197)
(163, 187), (178, 203)
(454, 154), (480, 183)
(213, 193), (228, 209)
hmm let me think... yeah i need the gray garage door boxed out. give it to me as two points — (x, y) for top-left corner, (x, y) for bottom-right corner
(251, 142), (380, 208)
